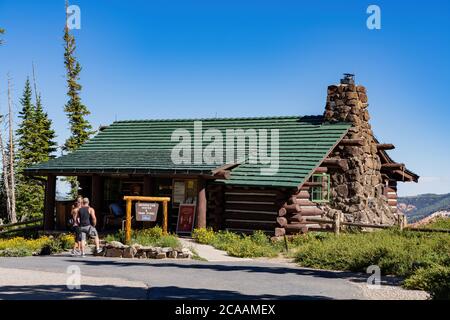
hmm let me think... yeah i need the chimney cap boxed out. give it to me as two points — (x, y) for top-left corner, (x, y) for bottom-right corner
(340, 73), (355, 85)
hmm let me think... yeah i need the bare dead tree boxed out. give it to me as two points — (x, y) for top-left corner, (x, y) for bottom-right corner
(32, 62), (39, 103)
(0, 113), (12, 221)
(7, 75), (16, 223)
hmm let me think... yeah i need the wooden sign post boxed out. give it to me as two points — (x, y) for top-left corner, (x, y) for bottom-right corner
(123, 196), (171, 244)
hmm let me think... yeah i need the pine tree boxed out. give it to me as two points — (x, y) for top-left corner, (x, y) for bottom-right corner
(62, 3), (93, 197)
(16, 78), (36, 169)
(15, 76), (58, 221)
(0, 28), (4, 45)
(62, 15), (93, 153)
(34, 94), (57, 160)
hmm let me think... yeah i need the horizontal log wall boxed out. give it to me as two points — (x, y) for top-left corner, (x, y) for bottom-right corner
(275, 186), (327, 236)
(218, 186), (285, 235)
(385, 187), (398, 213)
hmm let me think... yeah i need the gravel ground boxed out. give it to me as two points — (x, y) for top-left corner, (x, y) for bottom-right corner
(356, 283), (429, 300)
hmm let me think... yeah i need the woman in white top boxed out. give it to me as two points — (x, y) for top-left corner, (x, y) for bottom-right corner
(70, 196), (83, 256)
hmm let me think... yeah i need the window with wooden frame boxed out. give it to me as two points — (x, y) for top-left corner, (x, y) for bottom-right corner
(310, 174), (330, 203)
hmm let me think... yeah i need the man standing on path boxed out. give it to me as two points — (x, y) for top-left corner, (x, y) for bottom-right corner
(76, 198), (102, 257)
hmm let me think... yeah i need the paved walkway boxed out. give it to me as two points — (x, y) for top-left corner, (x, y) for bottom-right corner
(0, 256), (429, 300)
(178, 237), (252, 262)
(0, 267), (148, 299)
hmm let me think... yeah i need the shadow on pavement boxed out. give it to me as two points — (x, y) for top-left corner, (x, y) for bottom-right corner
(147, 286), (331, 300)
(0, 284), (147, 300)
(64, 258), (401, 285)
(0, 284), (332, 300)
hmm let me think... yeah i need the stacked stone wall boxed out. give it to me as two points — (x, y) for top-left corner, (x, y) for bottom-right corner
(323, 83), (397, 224)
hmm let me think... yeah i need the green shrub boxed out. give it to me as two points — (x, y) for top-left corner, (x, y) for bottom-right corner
(0, 236), (68, 256)
(105, 226), (181, 249)
(0, 248), (33, 257)
(294, 230), (450, 276)
(139, 226), (163, 239)
(250, 230), (270, 246)
(426, 217), (450, 230)
(40, 239), (63, 255)
(224, 236), (279, 258)
(192, 228), (216, 244)
(58, 234), (75, 250)
(105, 230), (125, 243)
(198, 230), (280, 258)
(404, 265), (450, 300)
(154, 235), (181, 249)
(212, 230), (241, 251)
(291, 229), (450, 299)
(0, 236), (51, 255)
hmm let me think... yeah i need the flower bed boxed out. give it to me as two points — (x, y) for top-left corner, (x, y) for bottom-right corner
(0, 234), (75, 257)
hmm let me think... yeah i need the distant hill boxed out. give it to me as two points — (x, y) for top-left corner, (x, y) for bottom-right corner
(398, 193), (450, 222)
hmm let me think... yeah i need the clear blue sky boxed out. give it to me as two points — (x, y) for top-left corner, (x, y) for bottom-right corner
(0, 0), (449, 196)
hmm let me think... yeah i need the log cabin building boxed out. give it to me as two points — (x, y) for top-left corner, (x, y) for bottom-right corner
(25, 75), (418, 235)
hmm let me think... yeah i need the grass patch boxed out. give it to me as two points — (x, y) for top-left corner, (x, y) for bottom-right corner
(425, 217), (450, 229)
(192, 228), (282, 258)
(105, 226), (181, 249)
(291, 229), (450, 299)
(403, 264), (450, 300)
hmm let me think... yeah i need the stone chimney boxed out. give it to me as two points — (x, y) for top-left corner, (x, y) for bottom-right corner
(323, 74), (396, 225)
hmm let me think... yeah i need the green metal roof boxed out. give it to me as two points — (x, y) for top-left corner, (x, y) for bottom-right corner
(26, 115), (351, 188)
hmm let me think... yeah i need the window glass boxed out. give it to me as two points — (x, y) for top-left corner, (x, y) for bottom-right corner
(311, 174), (330, 203)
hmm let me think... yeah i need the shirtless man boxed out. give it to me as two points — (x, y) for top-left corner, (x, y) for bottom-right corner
(75, 197), (102, 257)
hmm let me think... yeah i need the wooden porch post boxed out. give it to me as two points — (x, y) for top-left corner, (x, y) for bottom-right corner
(91, 175), (103, 228)
(196, 178), (207, 229)
(143, 175), (152, 228)
(43, 175), (56, 230)
(143, 175), (152, 196)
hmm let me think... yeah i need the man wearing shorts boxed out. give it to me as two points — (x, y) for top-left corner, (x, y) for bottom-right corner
(76, 198), (102, 257)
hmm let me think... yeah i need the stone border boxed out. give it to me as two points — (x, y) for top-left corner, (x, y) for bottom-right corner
(98, 241), (192, 259)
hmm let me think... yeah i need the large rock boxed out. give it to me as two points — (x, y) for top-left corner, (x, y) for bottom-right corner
(167, 251), (178, 259)
(335, 184), (349, 198)
(178, 248), (193, 259)
(106, 241), (126, 249)
(122, 246), (136, 258)
(155, 253), (166, 259)
(135, 250), (147, 259)
(105, 247), (123, 258)
(161, 247), (173, 254)
(140, 246), (156, 252)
